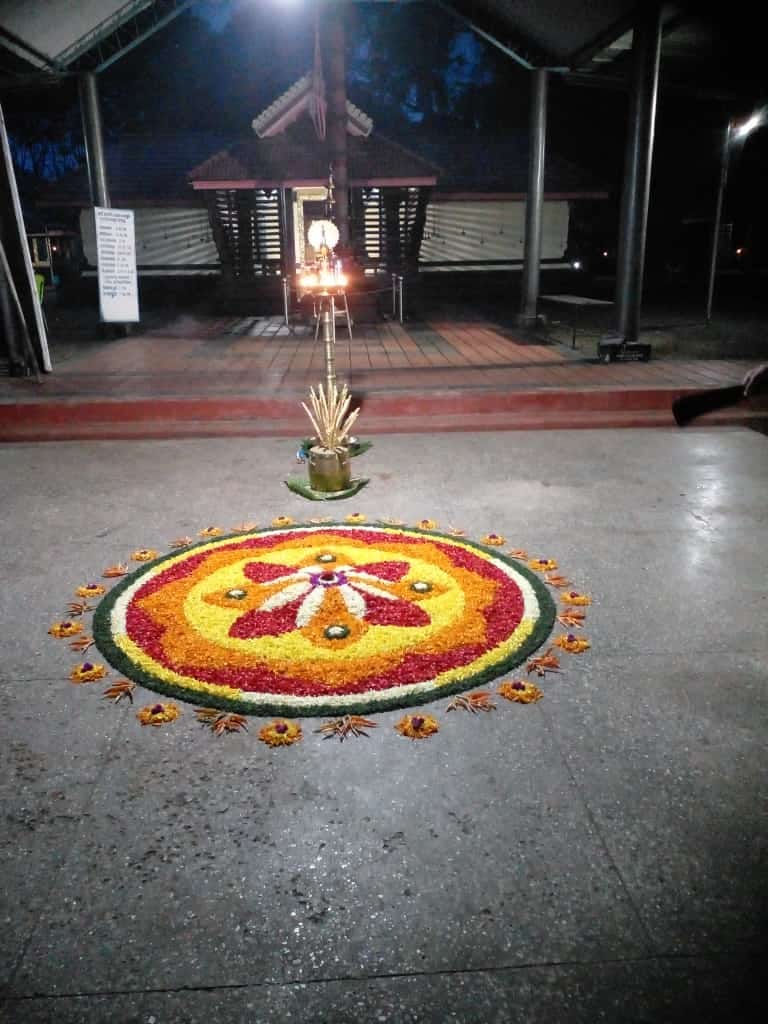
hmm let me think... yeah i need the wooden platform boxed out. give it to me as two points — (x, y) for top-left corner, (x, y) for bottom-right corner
(0, 315), (763, 441)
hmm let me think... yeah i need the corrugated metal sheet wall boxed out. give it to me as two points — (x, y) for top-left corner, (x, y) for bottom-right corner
(81, 207), (219, 273)
(420, 199), (569, 267)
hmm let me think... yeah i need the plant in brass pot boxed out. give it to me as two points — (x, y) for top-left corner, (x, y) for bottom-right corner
(301, 382), (360, 492)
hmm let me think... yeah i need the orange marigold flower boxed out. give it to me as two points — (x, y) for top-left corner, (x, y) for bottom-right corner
(561, 591), (592, 606)
(481, 533), (505, 546)
(270, 516), (295, 528)
(258, 719), (302, 746)
(102, 563), (128, 578)
(528, 557), (558, 572)
(553, 633), (591, 654)
(394, 713), (440, 740)
(199, 526), (223, 538)
(70, 661), (107, 684)
(416, 519), (438, 530)
(498, 680), (543, 704)
(49, 620), (83, 639)
(75, 583), (106, 598)
(230, 521), (259, 533)
(131, 549), (157, 562)
(137, 702), (180, 726)
(344, 512), (367, 524)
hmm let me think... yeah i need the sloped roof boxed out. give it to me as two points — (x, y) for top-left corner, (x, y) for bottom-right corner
(36, 133), (231, 206)
(188, 122), (438, 188)
(252, 72), (372, 138)
(414, 136), (608, 197)
(36, 126), (606, 208)
(2, 0), (764, 104)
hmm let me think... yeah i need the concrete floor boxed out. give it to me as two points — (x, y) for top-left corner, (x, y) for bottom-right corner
(0, 427), (766, 1023)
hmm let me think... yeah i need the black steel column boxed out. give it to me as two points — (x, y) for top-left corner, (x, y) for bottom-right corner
(613, 4), (662, 343)
(519, 68), (548, 326)
(79, 72), (110, 208)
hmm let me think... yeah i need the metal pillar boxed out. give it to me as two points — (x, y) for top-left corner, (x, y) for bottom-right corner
(518, 68), (548, 327)
(612, 4), (662, 344)
(79, 72), (110, 208)
(325, 4), (349, 247)
(705, 120), (733, 324)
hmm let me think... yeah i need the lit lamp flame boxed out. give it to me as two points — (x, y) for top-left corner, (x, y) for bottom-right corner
(299, 266), (347, 292)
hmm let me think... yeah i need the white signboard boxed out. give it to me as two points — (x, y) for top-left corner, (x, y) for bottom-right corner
(94, 207), (139, 322)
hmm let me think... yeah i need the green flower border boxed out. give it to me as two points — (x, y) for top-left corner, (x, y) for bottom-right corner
(93, 523), (557, 718)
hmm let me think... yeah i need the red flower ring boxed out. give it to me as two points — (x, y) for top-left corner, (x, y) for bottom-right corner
(93, 524), (556, 717)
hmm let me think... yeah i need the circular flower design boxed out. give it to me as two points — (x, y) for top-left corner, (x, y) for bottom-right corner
(259, 719), (302, 746)
(271, 516), (295, 528)
(70, 662), (107, 684)
(344, 513), (367, 524)
(76, 583), (106, 598)
(92, 524), (555, 717)
(481, 533), (505, 546)
(137, 702), (180, 726)
(554, 633), (591, 654)
(498, 679), (543, 704)
(49, 621), (83, 638)
(199, 527), (223, 538)
(131, 548), (158, 562)
(395, 713), (440, 739)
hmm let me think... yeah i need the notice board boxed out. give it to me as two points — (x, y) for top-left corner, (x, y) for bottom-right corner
(94, 207), (139, 322)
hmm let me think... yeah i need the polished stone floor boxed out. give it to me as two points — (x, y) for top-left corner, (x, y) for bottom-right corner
(0, 427), (765, 1023)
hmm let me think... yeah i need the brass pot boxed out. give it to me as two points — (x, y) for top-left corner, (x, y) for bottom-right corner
(308, 446), (351, 493)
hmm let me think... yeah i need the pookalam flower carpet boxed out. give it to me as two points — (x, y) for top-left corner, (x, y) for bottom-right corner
(51, 518), (592, 744)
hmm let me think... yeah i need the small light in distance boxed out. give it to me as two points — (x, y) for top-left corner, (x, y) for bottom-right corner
(571, 260), (582, 270)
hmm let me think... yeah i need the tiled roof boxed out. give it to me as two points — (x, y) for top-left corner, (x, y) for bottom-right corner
(36, 128), (605, 207)
(36, 134), (231, 206)
(412, 136), (608, 195)
(251, 72), (373, 138)
(188, 122), (438, 185)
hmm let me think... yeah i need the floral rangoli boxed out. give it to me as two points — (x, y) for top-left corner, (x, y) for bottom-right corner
(89, 523), (557, 717)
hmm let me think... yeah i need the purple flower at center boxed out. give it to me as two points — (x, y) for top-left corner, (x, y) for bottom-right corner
(311, 570), (348, 588)
(82, 662), (93, 671)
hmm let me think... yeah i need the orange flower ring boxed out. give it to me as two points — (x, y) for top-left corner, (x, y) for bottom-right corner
(93, 524), (556, 717)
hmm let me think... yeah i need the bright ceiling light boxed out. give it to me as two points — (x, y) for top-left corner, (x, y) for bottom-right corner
(733, 111), (764, 139)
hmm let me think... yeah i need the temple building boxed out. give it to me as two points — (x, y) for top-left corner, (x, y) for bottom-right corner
(186, 72), (438, 282)
(32, 76), (607, 307)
